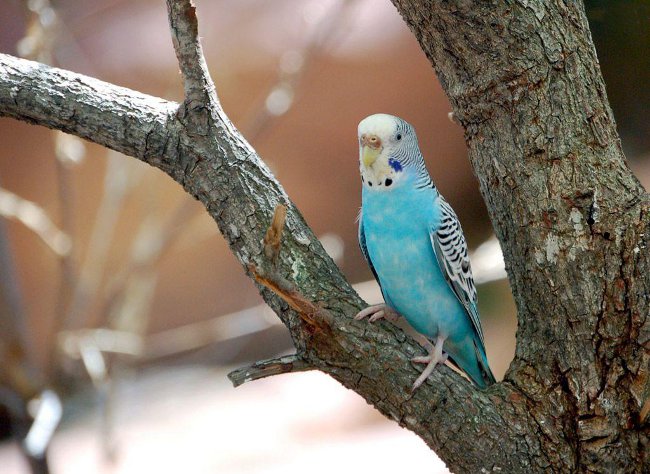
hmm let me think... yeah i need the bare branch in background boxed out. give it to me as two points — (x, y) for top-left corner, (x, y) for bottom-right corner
(17, 0), (60, 64)
(469, 235), (506, 285)
(2, 0), (647, 470)
(240, 0), (360, 140)
(142, 304), (277, 361)
(23, 390), (62, 461)
(63, 151), (142, 330)
(99, 197), (198, 325)
(0, 187), (71, 257)
(52, 131), (81, 374)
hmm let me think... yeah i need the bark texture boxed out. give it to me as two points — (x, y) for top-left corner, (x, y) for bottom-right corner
(0, 0), (648, 472)
(391, 0), (650, 471)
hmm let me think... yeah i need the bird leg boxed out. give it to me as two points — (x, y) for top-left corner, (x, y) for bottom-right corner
(410, 335), (447, 392)
(354, 303), (401, 323)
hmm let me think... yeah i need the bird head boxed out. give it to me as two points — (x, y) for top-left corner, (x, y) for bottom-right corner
(357, 113), (422, 189)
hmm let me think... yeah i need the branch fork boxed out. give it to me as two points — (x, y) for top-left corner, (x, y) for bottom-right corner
(3, 0), (646, 470)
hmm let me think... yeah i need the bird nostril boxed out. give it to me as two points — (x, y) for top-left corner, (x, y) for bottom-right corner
(360, 134), (381, 148)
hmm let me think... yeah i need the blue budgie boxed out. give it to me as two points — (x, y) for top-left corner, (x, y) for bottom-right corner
(355, 113), (495, 391)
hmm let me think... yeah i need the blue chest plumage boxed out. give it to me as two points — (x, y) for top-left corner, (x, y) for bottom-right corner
(361, 179), (471, 342)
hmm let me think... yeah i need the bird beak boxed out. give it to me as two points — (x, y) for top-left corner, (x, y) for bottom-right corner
(360, 134), (382, 167)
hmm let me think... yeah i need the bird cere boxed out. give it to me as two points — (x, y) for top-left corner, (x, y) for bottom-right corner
(355, 113), (495, 391)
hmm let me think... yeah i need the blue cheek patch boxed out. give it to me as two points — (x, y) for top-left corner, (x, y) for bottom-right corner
(388, 158), (403, 172)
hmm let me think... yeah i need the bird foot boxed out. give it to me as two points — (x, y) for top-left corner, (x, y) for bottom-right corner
(411, 353), (448, 365)
(410, 336), (447, 392)
(354, 304), (401, 323)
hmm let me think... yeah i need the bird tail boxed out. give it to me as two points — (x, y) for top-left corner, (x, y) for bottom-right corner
(471, 338), (496, 389)
(446, 338), (496, 389)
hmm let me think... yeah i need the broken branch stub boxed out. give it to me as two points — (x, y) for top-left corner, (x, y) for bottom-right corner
(263, 204), (287, 264)
(248, 204), (332, 330)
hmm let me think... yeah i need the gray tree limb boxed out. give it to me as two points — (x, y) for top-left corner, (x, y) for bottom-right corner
(0, 0), (647, 472)
(227, 354), (312, 388)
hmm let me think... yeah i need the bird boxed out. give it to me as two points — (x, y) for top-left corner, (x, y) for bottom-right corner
(354, 113), (495, 391)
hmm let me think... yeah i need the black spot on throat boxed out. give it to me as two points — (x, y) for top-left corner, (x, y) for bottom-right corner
(385, 178), (393, 187)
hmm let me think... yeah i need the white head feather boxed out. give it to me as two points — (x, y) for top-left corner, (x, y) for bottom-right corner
(357, 113), (418, 190)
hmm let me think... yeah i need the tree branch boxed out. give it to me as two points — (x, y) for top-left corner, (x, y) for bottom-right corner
(165, 0), (216, 114)
(0, 54), (176, 167)
(227, 354), (312, 388)
(2, 0), (647, 471)
(391, 0), (649, 470)
(0, 46), (532, 474)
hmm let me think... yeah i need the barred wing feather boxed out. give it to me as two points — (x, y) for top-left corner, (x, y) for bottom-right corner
(430, 197), (485, 344)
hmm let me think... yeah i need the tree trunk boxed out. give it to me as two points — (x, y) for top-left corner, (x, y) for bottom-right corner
(0, 1), (647, 472)
(391, 1), (650, 471)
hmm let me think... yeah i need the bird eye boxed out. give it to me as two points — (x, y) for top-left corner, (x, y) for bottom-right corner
(396, 133), (402, 141)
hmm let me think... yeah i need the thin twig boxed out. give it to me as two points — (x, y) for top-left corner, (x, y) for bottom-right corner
(227, 354), (311, 388)
(63, 151), (138, 331)
(99, 197), (197, 311)
(166, 0), (215, 108)
(0, 187), (71, 256)
(51, 134), (79, 378)
(241, 0), (360, 140)
(263, 203), (287, 263)
(142, 304), (277, 361)
(0, 182), (30, 365)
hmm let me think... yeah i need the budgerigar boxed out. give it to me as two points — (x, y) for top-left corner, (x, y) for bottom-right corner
(355, 113), (495, 391)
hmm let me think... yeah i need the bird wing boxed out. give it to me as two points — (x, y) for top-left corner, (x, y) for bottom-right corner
(359, 209), (399, 310)
(358, 210), (382, 287)
(429, 197), (485, 344)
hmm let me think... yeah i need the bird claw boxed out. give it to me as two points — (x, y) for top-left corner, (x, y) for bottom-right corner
(356, 307), (447, 392)
(354, 304), (381, 320)
(410, 336), (447, 392)
(411, 352), (448, 365)
(354, 304), (401, 323)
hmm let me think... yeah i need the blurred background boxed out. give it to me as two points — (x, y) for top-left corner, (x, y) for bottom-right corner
(0, 1), (648, 473)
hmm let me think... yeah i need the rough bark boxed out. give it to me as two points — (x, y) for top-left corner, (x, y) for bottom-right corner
(0, 0), (647, 472)
(391, 1), (650, 471)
